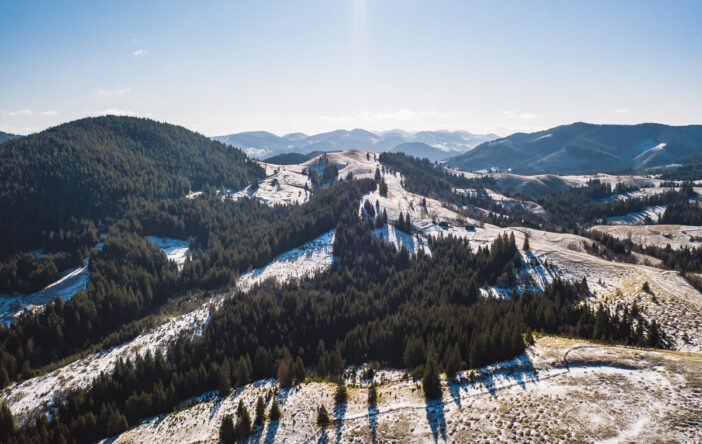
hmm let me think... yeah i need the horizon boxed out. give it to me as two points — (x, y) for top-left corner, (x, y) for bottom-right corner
(2, 0), (702, 136)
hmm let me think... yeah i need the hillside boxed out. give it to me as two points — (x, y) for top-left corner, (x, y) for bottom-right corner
(445, 122), (702, 173)
(0, 131), (19, 144)
(264, 151), (325, 165)
(390, 142), (453, 161)
(0, 116), (264, 256)
(214, 128), (497, 159)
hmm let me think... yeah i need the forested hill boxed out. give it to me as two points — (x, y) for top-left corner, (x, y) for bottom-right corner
(0, 116), (264, 256)
(0, 131), (19, 144)
(445, 122), (702, 173)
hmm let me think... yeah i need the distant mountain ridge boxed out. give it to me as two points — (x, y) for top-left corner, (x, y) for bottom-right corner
(0, 131), (19, 144)
(445, 122), (702, 174)
(214, 129), (498, 159)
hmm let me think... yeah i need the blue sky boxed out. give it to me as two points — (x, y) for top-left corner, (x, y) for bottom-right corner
(1, 0), (701, 136)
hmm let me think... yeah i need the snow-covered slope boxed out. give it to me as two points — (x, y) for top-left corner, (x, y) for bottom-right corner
(237, 230), (336, 292)
(0, 260), (90, 326)
(591, 224), (702, 250)
(606, 206), (667, 225)
(105, 336), (702, 443)
(147, 236), (191, 269)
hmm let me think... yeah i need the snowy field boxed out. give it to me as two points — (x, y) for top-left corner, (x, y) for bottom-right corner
(605, 205), (667, 225)
(372, 225), (431, 256)
(597, 187), (675, 202)
(146, 236), (191, 269)
(0, 259), (89, 326)
(105, 336), (702, 443)
(237, 230), (336, 292)
(591, 224), (702, 250)
(0, 303), (211, 428)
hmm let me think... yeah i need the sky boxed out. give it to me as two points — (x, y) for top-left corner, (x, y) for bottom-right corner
(1, 0), (701, 137)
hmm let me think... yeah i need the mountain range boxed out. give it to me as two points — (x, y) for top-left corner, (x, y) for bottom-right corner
(213, 129), (498, 159)
(445, 122), (702, 173)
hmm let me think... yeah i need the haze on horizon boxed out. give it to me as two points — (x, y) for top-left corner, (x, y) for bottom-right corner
(1, 0), (701, 137)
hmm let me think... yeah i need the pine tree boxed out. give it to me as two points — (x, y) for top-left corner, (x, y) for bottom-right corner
(0, 403), (16, 442)
(235, 355), (250, 387)
(522, 233), (530, 251)
(234, 402), (252, 441)
(379, 178), (388, 196)
(268, 399), (282, 421)
(219, 414), (236, 443)
(277, 357), (292, 388)
(334, 381), (348, 404)
(254, 396), (266, 426)
(422, 354), (442, 399)
(292, 356), (306, 384)
(368, 383), (378, 406)
(444, 343), (463, 379)
(0, 364), (9, 389)
(217, 366), (231, 396)
(374, 167), (381, 183)
(647, 320), (661, 347)
(317, 405), (330, 428)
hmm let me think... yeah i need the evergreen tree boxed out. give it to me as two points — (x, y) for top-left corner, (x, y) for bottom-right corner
(444, 343), (463, 379)
(334, 381), (348, 404)
(379, 178), (388, 196)
(647, 320), (661, 347)
(0, 403), (16, 442)
(254, 396), (266, 426)
(367, 383), (378, 406)
(277, 357), (293, 388)
(422, 354), (442, 399)
(522, 233), (530, 251)
(403, 337), (426, 371)
(317, 405), (330, 428)
(234, 402), (252, 441)
(219, 414), (236, 443)
(217, 366), (231, 396)
(268, 399), (281, 422)
(0, 364), (9, 388)
(292, 356), (306, 384)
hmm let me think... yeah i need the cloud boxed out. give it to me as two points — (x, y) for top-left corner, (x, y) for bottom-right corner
(97, 108), (136, 116)
(3, 109), (57, 116)
(614, 108), (630, 113)
(133, 49), (150, 57)
(98, 87), (132, 96)
(7, 109), (33, 116)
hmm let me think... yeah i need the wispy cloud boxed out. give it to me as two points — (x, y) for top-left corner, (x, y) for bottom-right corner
(98, 87), (133, 96)
(7, 109), (33, 116)
(133, 49), (150, 57)
(3, 109), (58, 116)
(98, 108), (136, 116)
